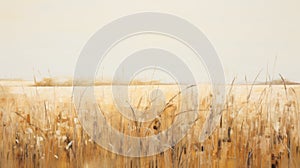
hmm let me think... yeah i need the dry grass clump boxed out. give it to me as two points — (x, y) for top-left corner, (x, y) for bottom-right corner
(0, 83), (299, 167)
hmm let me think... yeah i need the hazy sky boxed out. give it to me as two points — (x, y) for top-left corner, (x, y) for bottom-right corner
(1, 0), (300, 83)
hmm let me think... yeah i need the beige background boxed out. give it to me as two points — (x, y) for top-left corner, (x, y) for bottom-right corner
(1, 0), (300, 83)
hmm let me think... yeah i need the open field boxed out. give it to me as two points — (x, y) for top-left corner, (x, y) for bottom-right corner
(0, 81), (300, 167)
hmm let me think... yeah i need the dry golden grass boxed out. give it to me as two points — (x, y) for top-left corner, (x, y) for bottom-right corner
(0, 83), (299, 167)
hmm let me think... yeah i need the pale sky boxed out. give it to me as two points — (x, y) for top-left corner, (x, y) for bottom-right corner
(1, 0), (300, 83)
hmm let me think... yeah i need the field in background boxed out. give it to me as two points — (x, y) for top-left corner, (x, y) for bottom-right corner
(0, 81), (300, 167)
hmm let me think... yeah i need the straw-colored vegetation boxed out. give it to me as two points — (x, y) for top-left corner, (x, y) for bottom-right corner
(0, 81), (299, 167)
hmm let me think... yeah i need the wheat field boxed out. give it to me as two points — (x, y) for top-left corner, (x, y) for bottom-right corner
(0, 81), (300, 168)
